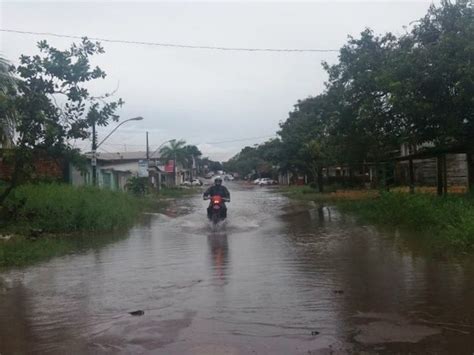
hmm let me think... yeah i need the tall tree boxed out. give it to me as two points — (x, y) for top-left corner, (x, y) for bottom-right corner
(159, 139), (187, 165)
(0, 38), (123, 204)
(323, 29), (402, 167)
(0, 56), (16, 148)
(278, 94), (336, 185)
(389, 0), (474, 187)
(159, 139), (187, 184)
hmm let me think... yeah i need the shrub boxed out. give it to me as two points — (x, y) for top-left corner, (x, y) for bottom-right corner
(339, 192), (474, 251)
(3, 183), (141, 232)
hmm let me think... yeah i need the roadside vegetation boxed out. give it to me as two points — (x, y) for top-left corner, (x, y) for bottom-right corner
(0, 183), (200, 267)
(281, 185), (474, 253)
(1, 183), (141, 233)
(226, 1), (474, 254)
(341, 193), (474, 253)
(225, 1), (474, 192)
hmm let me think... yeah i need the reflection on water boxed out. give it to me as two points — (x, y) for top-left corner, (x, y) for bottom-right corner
(208, 233), (229, 285)
(1, 183), (474, 354)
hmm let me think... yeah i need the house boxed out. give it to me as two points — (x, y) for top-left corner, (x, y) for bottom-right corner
(394, 143), (468, 187)
(72, 151), (193, 191)
(278, 164), (373, 186)
(72, 151), (150, 191)
(154, 159), (191, 187)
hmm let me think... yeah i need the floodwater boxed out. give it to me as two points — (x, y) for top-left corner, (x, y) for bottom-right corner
(1, 183), (474, 354)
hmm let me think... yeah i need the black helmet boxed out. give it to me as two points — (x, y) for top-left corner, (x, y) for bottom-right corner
(214, 177), (223, 184)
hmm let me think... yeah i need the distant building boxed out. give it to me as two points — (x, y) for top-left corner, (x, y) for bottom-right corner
(72, 151), (191, 191)
(395, 143), (468, 187)
(71, 151), (149, 190)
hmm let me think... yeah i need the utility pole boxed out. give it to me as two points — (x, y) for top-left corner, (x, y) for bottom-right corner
(146, 131), (149, 161)
(174, 151), (177, 186)
(91, 120), (97, 186)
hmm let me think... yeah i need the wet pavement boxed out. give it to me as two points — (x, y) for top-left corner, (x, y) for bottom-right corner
(1, 182), (474, 354)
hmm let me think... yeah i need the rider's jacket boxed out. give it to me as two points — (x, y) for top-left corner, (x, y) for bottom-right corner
(203, 185), (230, 200)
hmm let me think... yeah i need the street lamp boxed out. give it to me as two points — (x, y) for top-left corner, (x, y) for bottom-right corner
(149, 139), (175, 160)
(148, 139), (177, 190)
(91, 116), (144, 186)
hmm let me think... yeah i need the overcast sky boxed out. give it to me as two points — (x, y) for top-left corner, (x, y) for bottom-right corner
(1, 1), (433, 161)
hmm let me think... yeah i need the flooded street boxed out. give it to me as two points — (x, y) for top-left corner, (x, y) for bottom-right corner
(1, 183), (474, 354)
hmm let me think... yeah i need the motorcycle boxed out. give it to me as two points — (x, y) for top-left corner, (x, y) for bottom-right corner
(205, 195), (229, 224)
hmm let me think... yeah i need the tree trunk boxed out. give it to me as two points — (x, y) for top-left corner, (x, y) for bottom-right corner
(409, 158), (415, 194)
(317, 166), (324, 193)
(349, 166), (354, 187)
(0, 150), (23, 205)
(443, 154), (448, 196)
(467, 152), (474, 193)
(437, 155), (444, 196)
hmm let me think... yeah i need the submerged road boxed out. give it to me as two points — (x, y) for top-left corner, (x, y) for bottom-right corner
(1, 182), (474, 354)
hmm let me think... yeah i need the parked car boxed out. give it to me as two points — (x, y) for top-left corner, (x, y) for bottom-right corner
(253, 178), (261, 184)
(259, 178), (277, 185)
(224, 175), (234, 181)
(205, 172), (214, 179)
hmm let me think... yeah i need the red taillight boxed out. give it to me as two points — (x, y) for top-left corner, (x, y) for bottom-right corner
(211, 195), (222, 205)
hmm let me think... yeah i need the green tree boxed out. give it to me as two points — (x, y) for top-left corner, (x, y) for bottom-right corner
(278, 94), (337, 186)
(159, 139), (187, 164)
(0, 56), (16, 148)
(183, 144), (202, 169)
(159, 139), (187, 184)
(0, 38), (123, 204)
(323, 29), (402, 168)
(0, 56), (15, 91)
(389, 0), (474, 187)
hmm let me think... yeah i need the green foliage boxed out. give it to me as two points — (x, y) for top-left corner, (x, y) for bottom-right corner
(278, 185), (319, 200)
(224, 139), (282, 177)
(159, 139), (187, 164)
(0, 56), (16, 148)
(0, 56), (15, 92)
(340, 192), (474, 251)
(0, 38), (123, 203)
(226, 1), (474, 187)
(158, 186), (199, 198)
(126, 176), (148, 196)
(159, 140), (204, 173)
(3, 183), (141, 232)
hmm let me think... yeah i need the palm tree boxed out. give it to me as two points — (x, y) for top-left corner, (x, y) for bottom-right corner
(0, 56), (15, 92)
(183, 145), (202, 179)
(0, 55), (16, 148)
(159, 139), (187, 185)
(159, 139), (187, 163)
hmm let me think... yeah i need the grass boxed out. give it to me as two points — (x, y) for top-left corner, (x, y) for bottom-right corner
(157, 186), (202, 198)
(1, 183), (142, 232)
(339, 192), (474, 252)
(280, 185), (474, 253)
(279, 185), (377, 202)
(0, 183), (199, 267)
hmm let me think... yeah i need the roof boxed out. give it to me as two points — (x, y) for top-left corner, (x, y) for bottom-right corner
(86, 151), (149, 161)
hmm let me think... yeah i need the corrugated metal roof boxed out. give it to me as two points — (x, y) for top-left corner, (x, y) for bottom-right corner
(86, 151), (155, 161)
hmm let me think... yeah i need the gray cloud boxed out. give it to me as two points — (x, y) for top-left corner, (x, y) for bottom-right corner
(1, 1), (432, 160)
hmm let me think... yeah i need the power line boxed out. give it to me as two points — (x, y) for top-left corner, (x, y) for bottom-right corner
(203, 135), (278, 145)
(100, 135), (278, 149)
(101, 142), (146, 147)
(0, 28), (339, 53)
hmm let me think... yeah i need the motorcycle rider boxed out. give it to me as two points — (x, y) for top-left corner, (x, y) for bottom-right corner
(203, 177), (230, 219)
